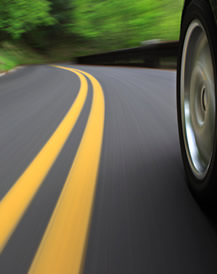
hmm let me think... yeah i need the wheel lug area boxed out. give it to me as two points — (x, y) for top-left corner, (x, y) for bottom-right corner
(201, 86), (208, 112)
(194, 84), (208, 125)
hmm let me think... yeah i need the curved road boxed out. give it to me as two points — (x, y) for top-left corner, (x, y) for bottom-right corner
(1, 65), (217, 274)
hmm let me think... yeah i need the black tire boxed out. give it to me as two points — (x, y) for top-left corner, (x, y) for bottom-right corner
(177, 0), (217, 204)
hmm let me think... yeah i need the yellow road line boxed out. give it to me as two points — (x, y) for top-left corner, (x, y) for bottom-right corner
(0, 68), (88, 253)
(29, 67), (105, 274)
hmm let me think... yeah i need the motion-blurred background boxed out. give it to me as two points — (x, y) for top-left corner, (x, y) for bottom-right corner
(0, 0), (183, 72)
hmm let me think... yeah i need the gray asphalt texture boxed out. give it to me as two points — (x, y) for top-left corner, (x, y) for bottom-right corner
(1, 65), (217, 274)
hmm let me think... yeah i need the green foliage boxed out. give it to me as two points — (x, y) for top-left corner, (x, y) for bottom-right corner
(0, 0), (184, 70)
(71, 0), (184, 49)
(0, 0), (184, 45)
(0, 0), (54, 38)
(50, 0), (74, 28)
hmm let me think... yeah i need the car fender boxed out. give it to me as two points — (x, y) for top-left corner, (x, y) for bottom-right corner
(182, 0), (217, 25)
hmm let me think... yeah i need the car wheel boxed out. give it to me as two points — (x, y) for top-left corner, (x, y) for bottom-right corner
(177, 0), (217, 204)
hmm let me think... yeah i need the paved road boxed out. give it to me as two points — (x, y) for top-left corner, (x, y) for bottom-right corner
(1, 65), (217, 274)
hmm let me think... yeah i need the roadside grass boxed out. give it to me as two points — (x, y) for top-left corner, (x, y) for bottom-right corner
(0, 41), (77, 73)
(0, 42), (46, 72)
(0, 50), (20, 72)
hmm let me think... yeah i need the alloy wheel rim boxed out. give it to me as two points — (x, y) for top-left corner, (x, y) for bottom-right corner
(181, 20), (216, 180)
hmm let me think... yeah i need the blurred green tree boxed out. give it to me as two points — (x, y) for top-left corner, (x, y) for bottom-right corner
(71, 0), (184, 50)
(0, 0), (53, 39)
(0, 0), (184, 59)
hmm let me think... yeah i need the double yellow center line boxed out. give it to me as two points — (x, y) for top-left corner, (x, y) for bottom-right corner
(0, 66), (105, 274)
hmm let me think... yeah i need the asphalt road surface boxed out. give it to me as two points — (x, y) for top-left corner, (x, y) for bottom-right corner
(1, 65), (217, 274)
